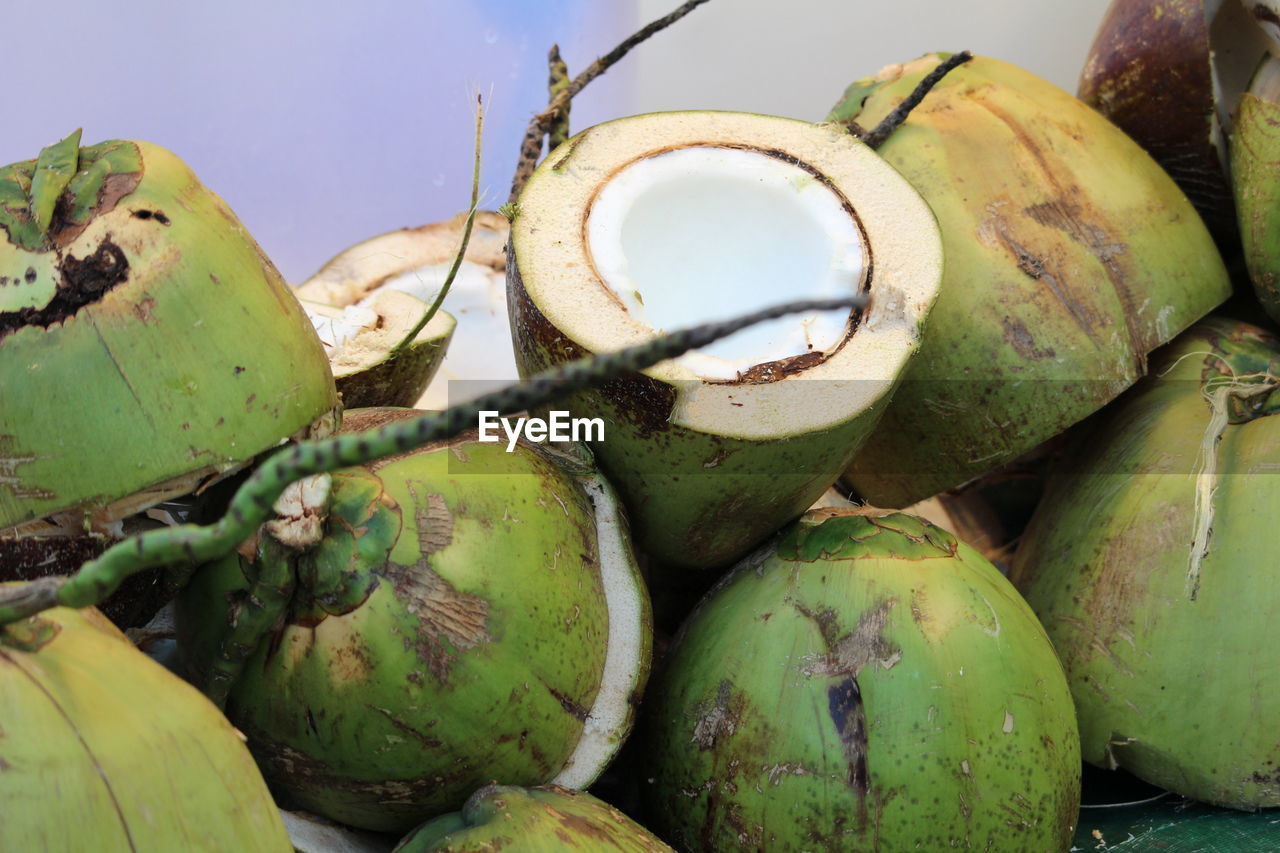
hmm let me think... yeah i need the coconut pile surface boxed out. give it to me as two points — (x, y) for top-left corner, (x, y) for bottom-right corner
(11, 2), (1280, 852)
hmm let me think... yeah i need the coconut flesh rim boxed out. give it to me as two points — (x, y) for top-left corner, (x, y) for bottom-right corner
(551, 471), (647, 788)
(512, 111), (942, 439)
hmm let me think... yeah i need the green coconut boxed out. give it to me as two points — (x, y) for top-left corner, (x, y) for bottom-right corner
(508, 110), (943, 571)
(1011, 317), (1280, 809)
(176, 409), (651, 833)
(641, 510), (1081, 852)
(0, 600), (291, 851)
(394, 784), (675, 852)
(1234, 54), (1280, 324)
(0, 130), (339, 533)
(830, 54), (1231, 508)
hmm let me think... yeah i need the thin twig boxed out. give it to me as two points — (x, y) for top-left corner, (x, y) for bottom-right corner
(508, 0), (713, 204)
(390, 94), (485, 357)
(862, 51), (973, 149)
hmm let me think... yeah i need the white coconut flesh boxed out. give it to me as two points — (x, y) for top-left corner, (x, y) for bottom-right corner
(551, 471), (648, 789)
(303, 288), (454, 378)
(512, 111), (944, 440)
(586, 146), (862, 380)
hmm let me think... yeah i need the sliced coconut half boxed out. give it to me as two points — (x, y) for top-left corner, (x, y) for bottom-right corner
(296, 211), (513, 410)
(508, 111), (943, 570)
(302, 288), (454, 409)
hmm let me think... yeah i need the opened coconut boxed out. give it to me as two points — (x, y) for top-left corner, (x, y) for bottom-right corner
(1078, 0), (1270, 245)
(508, 111), (943, 570)
(296, 211), (513, 410)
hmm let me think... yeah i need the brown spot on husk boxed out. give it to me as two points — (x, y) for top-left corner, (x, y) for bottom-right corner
(408, 487), (452, 554)
(1002, 317), (1056, 360)
(0, 239), (130, 340)
(0, 434), (54, 503)
(378, 559), (489, 684)
(691, 679), (740, 750)
(542, 679), (591, 722)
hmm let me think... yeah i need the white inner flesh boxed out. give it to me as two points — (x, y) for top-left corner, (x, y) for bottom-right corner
(586, 147), (864, 381)
(551, 472), (645, 789)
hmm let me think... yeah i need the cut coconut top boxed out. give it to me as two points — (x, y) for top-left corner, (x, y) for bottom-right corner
(511, 111), (943, 439)
(296, 212), (515, 410)
(303, 288), (454, 379)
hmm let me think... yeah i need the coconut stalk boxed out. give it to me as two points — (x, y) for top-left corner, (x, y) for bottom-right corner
(0, 130), (339, 533)
(1011, 317), (1280, 809)
(831, 53), (1231, 509)
(640, 511), (1081, 851)
(0, 601), (292, 850)
(0, 292), (865, 626)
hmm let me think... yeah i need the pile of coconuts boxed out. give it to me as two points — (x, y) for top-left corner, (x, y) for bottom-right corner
(3, 0), (1280, 850)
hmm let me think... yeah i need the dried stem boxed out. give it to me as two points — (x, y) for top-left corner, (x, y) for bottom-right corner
(547, 45), (572, 151)
(391, 94), (485, 357)
(507, 0), (713, 204)
(862, 51), (973, 149)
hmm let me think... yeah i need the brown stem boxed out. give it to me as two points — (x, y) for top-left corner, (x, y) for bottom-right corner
(548, 45), (572, 150)
(507, 0), (713, 204)
(862, 51), (973, 149)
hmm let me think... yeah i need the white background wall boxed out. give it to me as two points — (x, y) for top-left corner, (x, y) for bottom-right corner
(2, 0), (1113, 284)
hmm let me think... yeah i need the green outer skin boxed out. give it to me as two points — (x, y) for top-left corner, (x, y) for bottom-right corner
(0, 601), (291, 852)
(1233, 92), (1280, 324)
(1011, 318), (1280, 809)
(0, 138), (338, 529)
(177, 434), (637, 833)
(641, 511), (1080, 852)
(394, 784), (675, 852)
(831, 54), (1230, 508)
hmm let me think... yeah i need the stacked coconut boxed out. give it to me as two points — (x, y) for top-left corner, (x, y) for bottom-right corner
(7, 3), (1280, 852)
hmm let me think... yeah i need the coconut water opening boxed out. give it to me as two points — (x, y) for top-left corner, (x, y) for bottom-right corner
(585, 146), (865, 380)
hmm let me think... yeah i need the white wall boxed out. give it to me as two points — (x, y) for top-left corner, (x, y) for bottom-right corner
(1, 1), (1115, 284)
(631, 0), (1115, 118)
